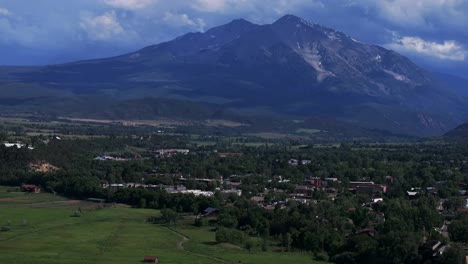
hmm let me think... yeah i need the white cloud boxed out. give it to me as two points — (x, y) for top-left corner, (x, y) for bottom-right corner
(273, 0), (324, 15)
(191, 0), (323, 14)
(192, 0), (230, 12)
(80, 11), (125, 41)
(0, 8), (11, 16)
(103, 0), (156, 10)
(359, 0), (468, 28)
(387, 35), (467, 61)
(163, 12), (206, 32)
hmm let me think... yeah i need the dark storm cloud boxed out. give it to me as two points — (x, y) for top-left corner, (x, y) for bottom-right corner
(0, 0), (466, 76)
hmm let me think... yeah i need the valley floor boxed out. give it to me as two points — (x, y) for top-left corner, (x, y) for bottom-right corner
(0, 188), (324, 264)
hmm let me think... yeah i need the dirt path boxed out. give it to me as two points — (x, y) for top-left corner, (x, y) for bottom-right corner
(163, 226), (225, 263)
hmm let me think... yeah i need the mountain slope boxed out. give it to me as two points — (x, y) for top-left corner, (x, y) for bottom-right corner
(1, 15), (467, 136)
(444, 122), (468, 140)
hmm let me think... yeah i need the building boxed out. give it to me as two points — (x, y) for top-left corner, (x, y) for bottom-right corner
(3, 142), (34, 150)
(216, 152), (244, 158)
(21, 184), (40, 193)
(421, 240), (447, 258)
(251, 196), (265, 204)
(143, 256), (159, 263)
(293, 185), (313, 196)
(203, 207), (219, 217)
(350, 181), (387, 195)
(155, 149), (189, 158)
(288, 159), (311, 166)
(221, 189), (242, 197)
(305, 177), (322, 188)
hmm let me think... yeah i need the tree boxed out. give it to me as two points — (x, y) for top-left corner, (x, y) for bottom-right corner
(261, 236), (268, 252)
(282, 233), (292, 252)
(448, 215), (468, 243)
(244, 239), (254, 252)
(160, 209), (178, 226)
(139, 198), (147, 208)
(434, 244), (465, 264)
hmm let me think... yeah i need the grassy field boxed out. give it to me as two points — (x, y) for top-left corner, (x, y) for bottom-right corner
(178, 222), (325, 264)
(296, 129), (321, 134)
(0, 187), (325, 264)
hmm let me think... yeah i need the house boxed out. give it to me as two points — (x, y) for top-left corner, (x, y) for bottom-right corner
(216, 152), (244, 158)
(251, 196), (265, 204)
(350, 181), (387, 195)
(305, 177), (322, 188)
(221, 189), (242, 197)
(156, 149), (189, 158)
(293, 185), (313, 196)
(143, 256), (159, 263)
(347, 228), (376, 238)
(323, 178), (340, 188)
(87, 198), (106, 203)
(406, 191), (420, 199)
(421, 240), (447, 258)
(288, 159), (311, 166)
(21, 184), (40, 193)
(3, 142), (34, 150)
(203, 207), (219, 217)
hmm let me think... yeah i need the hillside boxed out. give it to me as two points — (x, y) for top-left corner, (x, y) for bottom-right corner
(1, 15), (467, 136)
(444, 122), (468, 140)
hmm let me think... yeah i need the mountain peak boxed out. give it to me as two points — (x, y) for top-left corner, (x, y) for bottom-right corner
(206, 18), (258, 35)
(230, 18), (255, 26)
(274, 14), (315, 27)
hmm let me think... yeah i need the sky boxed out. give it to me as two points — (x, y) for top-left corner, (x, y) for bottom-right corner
(0, 0), (467, 77)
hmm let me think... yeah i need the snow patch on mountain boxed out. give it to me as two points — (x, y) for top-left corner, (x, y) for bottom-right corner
(384, 69), (411, 83)
(296, 43), (335, 82)
(129, 53), (140, 59)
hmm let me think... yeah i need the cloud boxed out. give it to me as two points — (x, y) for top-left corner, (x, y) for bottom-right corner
(103, 0), (156, 10)
(387, 35), (467, 61)
(0, 0), (467, 76)
(80, 11), (125, 41)
(191, 0), (231, 12)
(163, 12), (206, 32)
(272, 0), (324, 15)
(356, 0), (468, 29)
(0, 8), (11, 16)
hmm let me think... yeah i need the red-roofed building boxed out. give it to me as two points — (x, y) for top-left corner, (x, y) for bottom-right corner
(143, 256), (159, 263)
(21, 184), (40, 193)
(305, 177), (322, 188)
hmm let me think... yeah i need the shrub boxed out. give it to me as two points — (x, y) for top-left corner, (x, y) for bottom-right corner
(72, 210), (81, 217)
(1, 226), (11, 232)
(314, 251), (329, 262)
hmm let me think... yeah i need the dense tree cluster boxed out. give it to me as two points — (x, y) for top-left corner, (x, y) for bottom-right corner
(0, 136), (467, 264)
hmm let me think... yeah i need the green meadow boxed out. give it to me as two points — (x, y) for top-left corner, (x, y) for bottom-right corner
(0, 187), (325, 264)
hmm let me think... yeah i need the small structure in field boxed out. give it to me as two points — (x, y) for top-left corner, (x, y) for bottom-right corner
(203, 207), (219, 217)
(22, 184), (41, 193)
(143, 256), (159, 263)
(87, 198), (106, 203)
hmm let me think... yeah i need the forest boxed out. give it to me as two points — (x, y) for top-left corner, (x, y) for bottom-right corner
(0, 132), (467, 264)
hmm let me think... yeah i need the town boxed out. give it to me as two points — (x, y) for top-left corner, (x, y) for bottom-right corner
(2, 133), (467, 264)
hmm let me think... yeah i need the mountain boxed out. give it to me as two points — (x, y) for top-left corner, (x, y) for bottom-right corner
(434, 73), (468, 98)
(444, 122), (468, 140)
(1, 14), (467, 136)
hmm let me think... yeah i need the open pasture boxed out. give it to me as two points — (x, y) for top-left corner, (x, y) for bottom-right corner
(0, 188), (324, 264)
